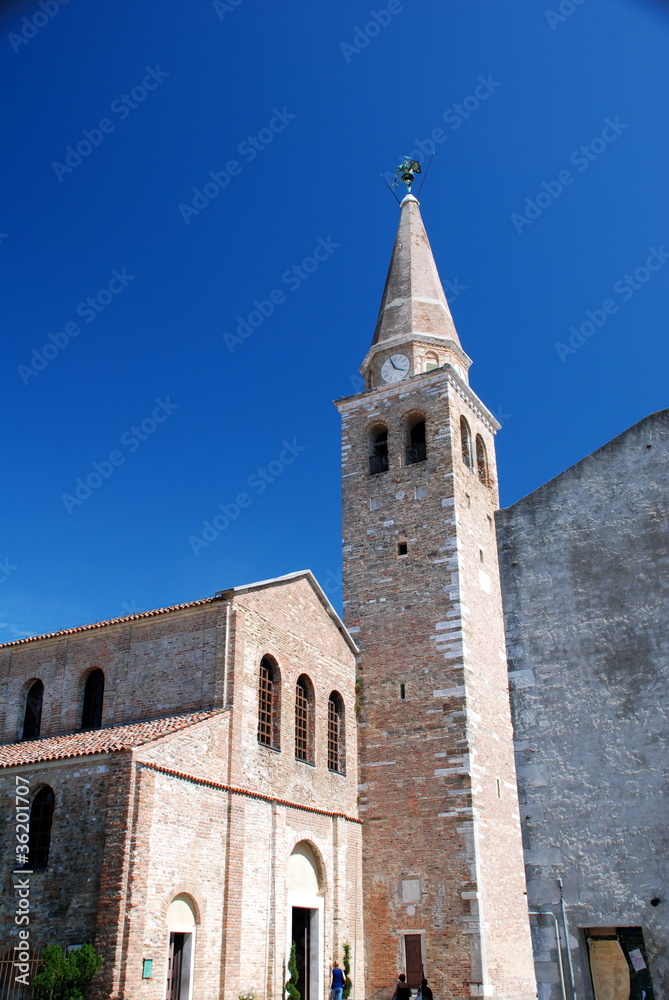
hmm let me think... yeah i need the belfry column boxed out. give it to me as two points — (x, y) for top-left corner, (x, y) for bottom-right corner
(335, 179), (536, 1000)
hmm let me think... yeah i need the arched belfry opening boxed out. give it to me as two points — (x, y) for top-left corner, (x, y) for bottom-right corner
(405, 415), (427, 466)
(368, 424), (389, 475)
(286, 842), (324, 1000)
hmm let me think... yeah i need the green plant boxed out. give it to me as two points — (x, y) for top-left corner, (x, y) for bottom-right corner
(354, 677), (363, 716)
(285, 941), (301, 1000)
(31, 943), (102, 1000)
(342, 942), (352, 1000)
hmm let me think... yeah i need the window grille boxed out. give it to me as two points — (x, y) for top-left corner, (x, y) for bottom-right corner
(295, 680), (309, 761)
(369, 428), (389, 475)
(328, 698), (340, 772)
(258, 664), (274, 746)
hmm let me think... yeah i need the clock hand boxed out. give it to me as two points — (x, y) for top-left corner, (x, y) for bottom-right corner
(390, 359), (401, 370)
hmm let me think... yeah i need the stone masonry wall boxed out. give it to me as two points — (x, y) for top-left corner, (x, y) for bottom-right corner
(0, 757), (111, 955)
(338, 368), (535, 1000)
(497, 410), (669, 1000)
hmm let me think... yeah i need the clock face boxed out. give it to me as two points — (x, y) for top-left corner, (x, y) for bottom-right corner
(380, 354), (411, 383)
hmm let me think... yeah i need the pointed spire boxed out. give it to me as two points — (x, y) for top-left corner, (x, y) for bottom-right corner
(371, 194), (461, 348)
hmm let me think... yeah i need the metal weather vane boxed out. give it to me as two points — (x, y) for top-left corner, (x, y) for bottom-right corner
(392, 157), (422, 192)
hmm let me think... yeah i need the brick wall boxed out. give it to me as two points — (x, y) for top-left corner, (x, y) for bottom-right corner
(337, 367), (535, 1000)
(0, 574), (363, 1000)
(0, 602), (225, 741)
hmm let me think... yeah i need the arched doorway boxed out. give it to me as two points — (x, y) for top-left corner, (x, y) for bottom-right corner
(286, 842), (323, 1000)
(165, 894), (197, 1000)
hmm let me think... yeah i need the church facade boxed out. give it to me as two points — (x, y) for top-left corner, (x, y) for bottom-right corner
(0, 572), (364, 1000)
(0, 191), (667, 1000)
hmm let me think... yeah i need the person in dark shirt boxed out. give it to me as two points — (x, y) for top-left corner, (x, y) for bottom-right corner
(417, 978), (433, 1000)
(392, 974), (412, 1000)
(331, 961), (346, 1000)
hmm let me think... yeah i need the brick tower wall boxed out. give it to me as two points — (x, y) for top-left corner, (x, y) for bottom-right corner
(338, 369), (535, 1000)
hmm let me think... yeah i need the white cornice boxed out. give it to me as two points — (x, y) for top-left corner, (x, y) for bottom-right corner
(334, 365), (501, 434)
(360, 334), (473, 374)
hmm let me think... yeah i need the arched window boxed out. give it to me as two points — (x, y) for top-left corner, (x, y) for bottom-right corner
(406, 418), (426, 466)
(295, 675), (314, 764)
(28, 786), (55, 870)
(22, 680), (44, 740)
(81, 669), (104, 730)
(258, 655), (281, 750)
(369, 425), (389, 475)
(425, 352), (439, 372)
(327, 692), (345, 775)
(460, 417), (473, 469)
(476, 434), (490, 485)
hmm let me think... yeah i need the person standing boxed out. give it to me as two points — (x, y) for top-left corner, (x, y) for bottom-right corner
(416, 978), (433, 1000)
(391, 973), (412, 1000)
(331, 960), (346, 1000)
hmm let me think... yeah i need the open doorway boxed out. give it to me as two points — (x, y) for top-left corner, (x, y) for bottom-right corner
(292, 906), (317, 1000)
(165, 893), (197, 1000)
(166, 932), (193, 1000)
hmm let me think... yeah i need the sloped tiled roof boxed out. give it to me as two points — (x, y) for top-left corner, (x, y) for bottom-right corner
(0, 596), (220, 649)
(0, 570), (358, 655)
(0, 710), (221, 768)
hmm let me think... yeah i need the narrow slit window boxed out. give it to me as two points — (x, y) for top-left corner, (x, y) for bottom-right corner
(328, 692), (345, 774)
(397, 541), (408, 556)
(400, 683), (406, 700)
(258, 664), (273, 746)
(295, 675), (314, 763)
(28, 786), (55, 870)
(22, 680), (44, 740)
(81, 670), (104, 730)
(257, 656), (280, 749)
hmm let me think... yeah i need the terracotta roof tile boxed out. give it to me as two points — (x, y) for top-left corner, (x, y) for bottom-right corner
(0, 710), (221, 768)
(0, 596), (220, 649)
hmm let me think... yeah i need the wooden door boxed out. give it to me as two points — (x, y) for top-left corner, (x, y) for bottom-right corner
(404, 934), (423, 989)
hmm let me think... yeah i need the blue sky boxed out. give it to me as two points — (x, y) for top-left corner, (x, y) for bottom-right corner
(2, 0), (668, 641)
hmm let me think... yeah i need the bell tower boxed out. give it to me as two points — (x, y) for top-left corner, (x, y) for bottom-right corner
(335, 178), (536, 1000)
